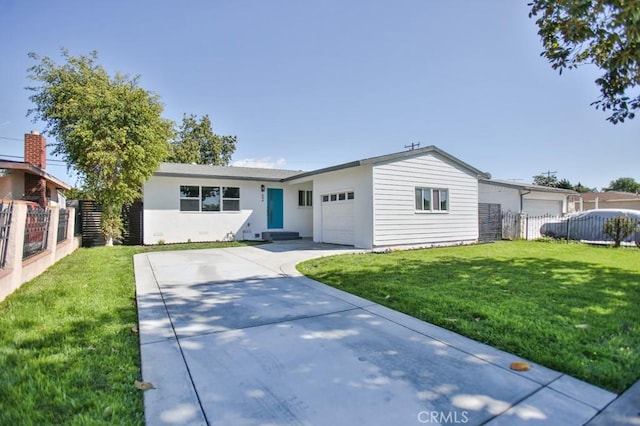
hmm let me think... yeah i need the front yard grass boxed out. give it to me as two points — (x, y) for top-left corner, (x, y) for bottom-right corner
(297, 240), (640, 394)
(0, 241), (255, 426)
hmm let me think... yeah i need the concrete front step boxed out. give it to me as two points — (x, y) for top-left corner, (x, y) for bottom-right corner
(261, 231), (301, 241)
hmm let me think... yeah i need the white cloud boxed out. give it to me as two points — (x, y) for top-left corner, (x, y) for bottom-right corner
(231, 157), (286, 169)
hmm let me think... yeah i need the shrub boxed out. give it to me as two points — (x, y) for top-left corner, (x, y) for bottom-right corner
(603, 216), (638, 247)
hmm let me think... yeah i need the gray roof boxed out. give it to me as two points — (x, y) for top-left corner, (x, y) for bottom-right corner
(155, 162), (303, 181)
(480, 178), (579, 195)
(284, 145), (491, 181)
(579, 191), (640, 201)
(156, 146), (492, 183)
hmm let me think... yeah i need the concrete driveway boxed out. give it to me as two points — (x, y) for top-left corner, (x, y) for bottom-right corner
(134, 240), (616, 425)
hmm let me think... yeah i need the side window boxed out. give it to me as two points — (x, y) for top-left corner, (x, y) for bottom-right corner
(415, 187), (448, 212)
(298, 190), (312, 207)
(222, 187), (240, 211)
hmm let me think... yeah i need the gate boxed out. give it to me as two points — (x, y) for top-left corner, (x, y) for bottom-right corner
(478, 203), (501, 241)
(79, 200), (105, 247)
(79, 199), (143, 246)
(122, 199), (143, 245)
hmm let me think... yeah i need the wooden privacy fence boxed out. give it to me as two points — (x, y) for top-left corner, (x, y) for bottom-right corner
(78, 199), (143, 247)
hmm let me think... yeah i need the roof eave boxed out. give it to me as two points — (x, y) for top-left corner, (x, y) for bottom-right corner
(0, 160), (71, 190)
(153, 171), (288, 182)
(479, 178), (578, 195)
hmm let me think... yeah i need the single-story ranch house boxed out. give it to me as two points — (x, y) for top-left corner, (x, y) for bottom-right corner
(143, 146), (493, 249)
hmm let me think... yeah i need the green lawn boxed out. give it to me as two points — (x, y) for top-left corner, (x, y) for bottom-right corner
(297, 240), (640, 394)
(0, 241), (255, 426)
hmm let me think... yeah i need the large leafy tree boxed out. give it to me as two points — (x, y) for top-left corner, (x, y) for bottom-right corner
(27, 49), (174, 245)
(605, 176), (640, 192)
(529, 0), (640, 123)
(532, 173), (596, 192)
(169, 114), (236, 165)
(573, 182), (597, 193)
(533, 173), (559, 187)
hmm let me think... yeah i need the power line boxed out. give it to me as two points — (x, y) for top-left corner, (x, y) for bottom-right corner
(0, 153), (67, 164)
(0, 136), (23, 141)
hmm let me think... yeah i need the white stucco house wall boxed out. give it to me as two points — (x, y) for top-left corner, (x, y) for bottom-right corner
(479, 179), (578, 216)
(142, 146), (491, 249)
(143, 164), (312, 245)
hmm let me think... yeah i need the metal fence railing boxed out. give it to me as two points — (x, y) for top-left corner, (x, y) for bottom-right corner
(0, 202), (13, 268)
(502, 211), (640, 245)
(57, 209), (70, 243)
(23, 206), (51, 260)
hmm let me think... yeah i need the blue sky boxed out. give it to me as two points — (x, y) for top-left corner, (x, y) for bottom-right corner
(0, 0), (637, 190)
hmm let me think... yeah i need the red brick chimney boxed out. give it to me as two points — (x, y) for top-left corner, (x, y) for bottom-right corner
(24, 130), (46, 169)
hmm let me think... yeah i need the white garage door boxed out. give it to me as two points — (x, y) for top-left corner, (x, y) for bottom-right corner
(523, 199), (562, 216)
(321, 192), (355, 245)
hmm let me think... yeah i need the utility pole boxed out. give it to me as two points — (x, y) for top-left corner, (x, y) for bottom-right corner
(541, 170), (557, 178)
(404, 142), (420, 151)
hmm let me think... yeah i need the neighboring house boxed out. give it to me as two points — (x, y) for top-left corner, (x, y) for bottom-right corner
(576, 191), (640, 211)
(478, 179), (579, 241)
(478, 179), (578, 216)
(0, 131), (70, 207)
(143, 145), (491, 249)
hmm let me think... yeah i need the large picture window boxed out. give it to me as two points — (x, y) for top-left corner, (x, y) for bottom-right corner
(201, 186), (220, 211)
(415, 187), (448, 212)
(180, 185), (240, 212)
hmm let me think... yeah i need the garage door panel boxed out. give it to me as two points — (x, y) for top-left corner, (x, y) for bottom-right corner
(321, 200), (355, 245)
(523, 199), (562, 216)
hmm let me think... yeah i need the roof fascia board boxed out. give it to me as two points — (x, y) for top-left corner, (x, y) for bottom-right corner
(281, 161), (362, 182)
(360, 145), (491, 179)
(153, 171), (285, 182)
(480, 178), (578, 195)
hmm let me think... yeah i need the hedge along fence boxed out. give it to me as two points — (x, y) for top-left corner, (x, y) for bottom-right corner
(0, 201), (80, 303)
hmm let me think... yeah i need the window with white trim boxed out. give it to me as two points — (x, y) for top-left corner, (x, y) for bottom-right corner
(201, 186), (220, 211)
(222, 187), (240, 211)
(180, 186), (200, 211)
(180, 185), (240, 212)
(298, 190), (312, 207)
(415, 187), (448, 212)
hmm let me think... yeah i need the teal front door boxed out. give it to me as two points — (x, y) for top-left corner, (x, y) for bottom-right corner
(267, 188), (284, 229)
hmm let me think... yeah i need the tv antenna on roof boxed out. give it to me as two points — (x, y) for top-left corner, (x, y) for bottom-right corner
(404, 142), (420, 151)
